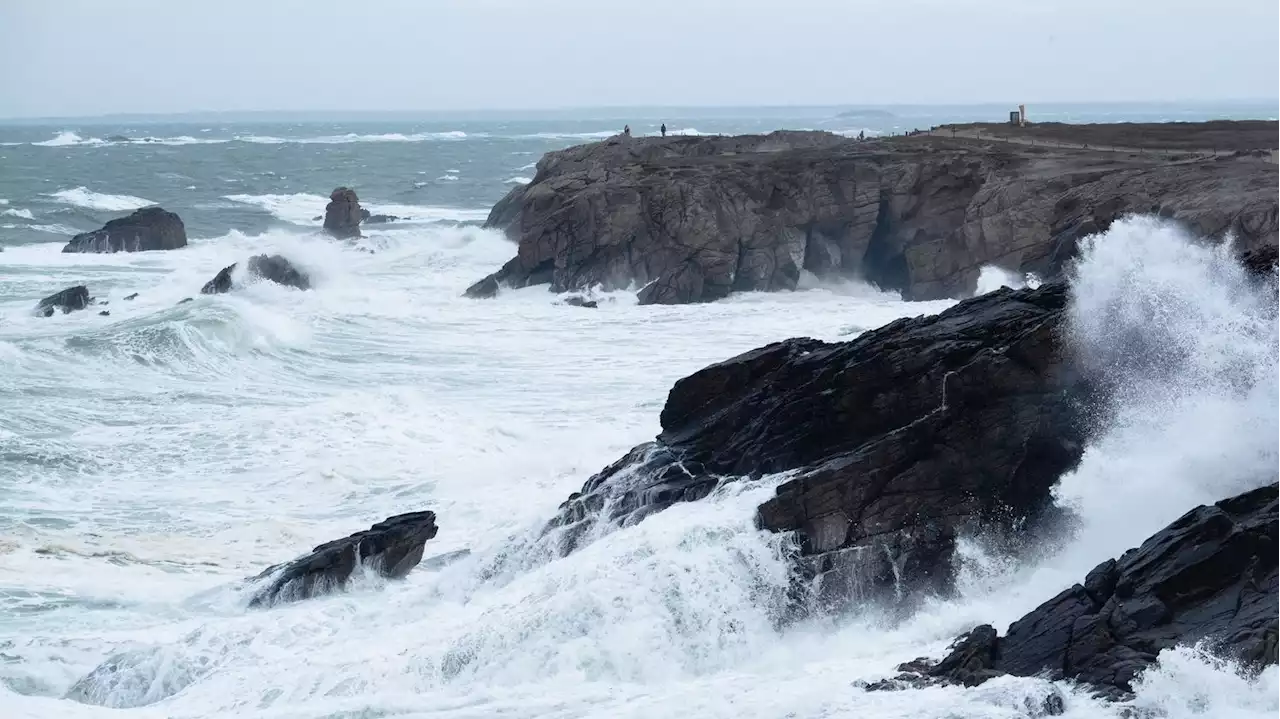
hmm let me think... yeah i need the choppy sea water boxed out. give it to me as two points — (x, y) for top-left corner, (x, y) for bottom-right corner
(1, 105), (1277, 718)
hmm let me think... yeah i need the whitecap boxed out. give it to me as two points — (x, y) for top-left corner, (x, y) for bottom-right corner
(223, 193), (489, 225)
(33, 131), (106, 147)
(47, 187), (154, 212)
(2, 208), (34, 220)
(232, 131), (469, 145)
(505, 176), (533, 185)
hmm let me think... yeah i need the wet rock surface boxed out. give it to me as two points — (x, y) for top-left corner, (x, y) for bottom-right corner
(35, 285), (91, 316)
(324, 187), (363, 238)
(548, 283), (1088, 604)
(61, 207), (187, 253)
(201, 255), (311, 294)
(248, 511), (439, 607)
(923, 483), (1278, 696)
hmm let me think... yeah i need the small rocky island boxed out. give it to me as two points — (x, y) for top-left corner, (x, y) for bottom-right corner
(469, 124), (1278, 303)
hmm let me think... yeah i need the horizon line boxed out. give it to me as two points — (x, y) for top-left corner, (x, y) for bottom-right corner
(2, 98), (1277, 123)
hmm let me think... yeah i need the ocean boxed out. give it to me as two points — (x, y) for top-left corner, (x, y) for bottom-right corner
(1, 103), (1277, 718)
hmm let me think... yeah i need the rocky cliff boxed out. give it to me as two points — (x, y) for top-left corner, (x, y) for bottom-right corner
(469, 130), (1278, 302)
(925, 483), (1278, 697)
(545, 282), (1090, 605)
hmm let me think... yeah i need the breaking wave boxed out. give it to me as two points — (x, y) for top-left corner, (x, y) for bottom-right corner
(224, 192), (489, 225)
(47, 187), (154, 212)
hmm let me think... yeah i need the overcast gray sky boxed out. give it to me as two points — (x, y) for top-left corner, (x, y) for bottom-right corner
(1, 0), (1276, 118)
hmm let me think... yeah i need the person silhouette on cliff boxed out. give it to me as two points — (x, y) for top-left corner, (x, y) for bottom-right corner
(661, 123), (667, 137)
(623, 125), (631, 137)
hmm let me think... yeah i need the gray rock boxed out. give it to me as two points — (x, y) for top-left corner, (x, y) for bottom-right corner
(929, 483), (1278, 695)
(324, 187), (362, 238)
(62, 207), (187, 254)
(200, 255), (310, 295)
(546, 283), (1088, 608)
(248, 511), (438, 607)
(471, 130), (1277, 302)
(35, 285), (91, 316)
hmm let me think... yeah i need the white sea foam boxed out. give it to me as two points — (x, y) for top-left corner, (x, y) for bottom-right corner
(224, 193), (489, 225)
(48, 187), (154, 212)
(234, 131), (469, 145)
(2, 208), (34, 219)
(973, 265), (1042, 295)
(504, 176), (533, 185)
(33, 131), (106, 147)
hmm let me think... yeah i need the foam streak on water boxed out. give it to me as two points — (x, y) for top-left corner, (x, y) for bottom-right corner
(0, 217), (1275, 718)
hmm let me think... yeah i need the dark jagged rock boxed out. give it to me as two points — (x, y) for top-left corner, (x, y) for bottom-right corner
(464, 274), (500, 299)
(177, 297), (193, 305)
(61, 207), (187, 253)
(201, 255), (310, 294)
(928, 483), (1278, 696)
(98, 310), (110, 316)
(472, 129), (1277, 302)
(247, 254), (310, 290)
(123, 293), (138, 301)
(1241, 244), (1279, 276)
(35, 285), (91, 316)
(548, 283), (1088, 604)
(324, 187), (363, 238)
(248, 511), (438, 607)
(200, 264), (235, 295)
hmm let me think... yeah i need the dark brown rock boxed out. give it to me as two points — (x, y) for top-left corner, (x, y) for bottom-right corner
(248, 511), (438, 607)
(324, 187), (363, 238)
(472, 129), (1278, 302)
(61, 207), (187, 253)
(35, 285), (91, 316)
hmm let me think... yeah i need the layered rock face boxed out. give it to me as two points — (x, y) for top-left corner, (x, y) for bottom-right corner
(470, 131), (1278, 302)
(248, 511), (438, 607)
(324, 187), (363, 238)
(548, 283), (1088, 602)
(927, 483), (1278, 696)
(61, 207), (187, 253)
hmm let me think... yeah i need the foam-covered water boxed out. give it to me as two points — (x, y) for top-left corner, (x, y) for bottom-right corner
(1, 108), (1276, 718)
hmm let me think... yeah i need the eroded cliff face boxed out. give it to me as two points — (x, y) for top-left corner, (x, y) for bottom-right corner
(470, 131), (1278, 302)
(543, 283), (1089, 606)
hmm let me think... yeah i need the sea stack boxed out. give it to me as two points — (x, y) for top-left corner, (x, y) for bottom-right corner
(323, 187), (363, 238)
(61, 207), (187, 253)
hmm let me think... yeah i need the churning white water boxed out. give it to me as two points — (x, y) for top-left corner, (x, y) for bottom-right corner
(0, 218), (1275, 718)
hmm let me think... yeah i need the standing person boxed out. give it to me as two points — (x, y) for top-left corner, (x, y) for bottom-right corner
(623, 125), (631, 137)
(661, 123), (667, 137)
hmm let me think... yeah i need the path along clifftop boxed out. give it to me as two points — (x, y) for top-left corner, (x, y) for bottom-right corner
(469, 125), (1278, 303)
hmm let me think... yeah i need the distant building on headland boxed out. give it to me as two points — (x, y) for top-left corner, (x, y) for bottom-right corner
(1009, 104), (1028, 127)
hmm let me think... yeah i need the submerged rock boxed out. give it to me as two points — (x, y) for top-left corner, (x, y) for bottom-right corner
(472, 130), (1277, 302)
(248, 511), (438, 607)
(561, 295), (598, 308)
(61, 207), (187, 253)
(35, 285), (91, 316)
(324, 187), (362, 238)
(123, 293), (139, 301)
(548, 283), (1088, 605)
(359, 208), (401, 224)
(200, 255), (310, 294)
(64, 647), (210, 709)
(927, 483), (1278, 696)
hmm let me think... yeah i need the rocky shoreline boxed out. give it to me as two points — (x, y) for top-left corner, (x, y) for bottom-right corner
(469, 125), (1278, 303)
